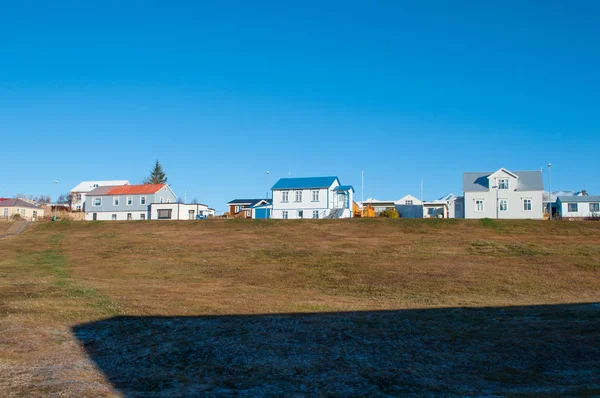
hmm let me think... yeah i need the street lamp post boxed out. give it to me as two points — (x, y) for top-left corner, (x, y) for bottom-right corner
(492, 185), (499, 219)
(266, 171), (270, 200)
(548, 163), (552, 220)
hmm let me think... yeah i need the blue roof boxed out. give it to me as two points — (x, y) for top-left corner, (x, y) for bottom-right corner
(272, 176), (339, 190)
(334, 185), (355, 192)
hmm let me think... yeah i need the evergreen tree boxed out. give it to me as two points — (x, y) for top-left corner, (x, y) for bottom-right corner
(143, 160), (168, 184)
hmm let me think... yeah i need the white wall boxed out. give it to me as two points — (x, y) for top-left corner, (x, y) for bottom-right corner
(465, 190), (543, 219)
(271, 180), (353, 219)
(558, 201), (600, 218)
(1, 206), (44, 221)
(272, 187), (331, 211)
(85, 210), (148, 221)
(150, 203), (211, 220)
(397, 194), (422, 205)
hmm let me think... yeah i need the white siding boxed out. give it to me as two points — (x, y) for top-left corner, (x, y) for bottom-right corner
(85, 211), (148, 221)
(271, 180), (353, 219)
(558, 200), (600, 218)
(150, 203), (211, 220)
(464, 190), (543, 219)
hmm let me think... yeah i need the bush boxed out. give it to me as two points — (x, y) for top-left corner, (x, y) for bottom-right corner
(380, 208), (399, 218)
(11, 213), (21, 220)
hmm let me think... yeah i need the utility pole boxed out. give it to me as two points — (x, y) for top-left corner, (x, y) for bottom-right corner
(54, 180), (58, 220)
(548, 163), (552, 220)
(491, 185), (499, 219)
(361, 171), (364, 202)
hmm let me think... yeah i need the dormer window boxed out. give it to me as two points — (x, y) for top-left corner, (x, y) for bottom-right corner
(498, 179), (509, 190)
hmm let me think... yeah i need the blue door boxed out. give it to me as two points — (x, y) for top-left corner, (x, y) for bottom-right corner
(255, 208), (271, 219)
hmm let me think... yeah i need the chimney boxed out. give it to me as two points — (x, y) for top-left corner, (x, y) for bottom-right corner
(582, 189), (588, 196)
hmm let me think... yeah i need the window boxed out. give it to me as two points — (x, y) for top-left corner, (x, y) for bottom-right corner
(313, 210), (319, 219)
(499, 199), (508, 211)
(93, 198), (102, 207)
(298, 210), (304, 219)
(498, 178), (509, 190)
(76, 194), (82, 201)
(21, 209), (25, 217)
(282, 211), (288, 219)
(126, 197), (133, 206)
(140, 196), (147, 205)
(111, 214), (117, 221)
(589, 203), (599, 213)
(158, 209), (172, 219)
(406, 200), (413, 205)
(294, 190), (303, 202)
(475, 199), (484, 212)
(113, 197), (119, 206)
(127, 213), (132, 220)
(140, 214), (146, 220)
(167, 198), (172, 203)
(3, 208), (8, 217)
(92, 213), (97, 221)
(312, 190), (319, 201)
(568, 203), (578, 212)
(282, 191), (289, 202)
(523, 199), (532, 211)
(160, 197), (164, 203)
(235, 205), (241, 213)
(93, 184), (98, 188)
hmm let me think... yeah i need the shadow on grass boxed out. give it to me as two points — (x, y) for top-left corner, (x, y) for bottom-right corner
(72, 303), (600, 396)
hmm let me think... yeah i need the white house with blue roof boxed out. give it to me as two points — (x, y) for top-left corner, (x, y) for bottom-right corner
(271, 176), (354, 219)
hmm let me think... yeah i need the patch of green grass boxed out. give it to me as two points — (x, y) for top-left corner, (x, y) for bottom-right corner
(479, 218), (504, 231)
(470, 240), (549, 257)
(40, 233), (121, 316)
(575, 262), (599, 271)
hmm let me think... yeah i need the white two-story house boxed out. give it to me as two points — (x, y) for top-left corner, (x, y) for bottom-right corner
(463, 168), (544, 219)
(271, 176), (354, 219)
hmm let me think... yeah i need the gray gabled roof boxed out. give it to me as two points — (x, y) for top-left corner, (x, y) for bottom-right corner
(86, 186), (119, 196)
(463, 170), (543, 192)
(0, 199), (42, 209)
(557, 195), (600, 203)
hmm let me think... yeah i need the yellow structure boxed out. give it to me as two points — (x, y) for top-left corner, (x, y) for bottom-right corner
(353, 202), (376, 218)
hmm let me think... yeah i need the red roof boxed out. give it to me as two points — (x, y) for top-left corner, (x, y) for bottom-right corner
(106, 184), (166, 195)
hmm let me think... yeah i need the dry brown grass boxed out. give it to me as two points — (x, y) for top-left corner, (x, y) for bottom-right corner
(0, 220), (15, 234)
(1, 219), (599, 396)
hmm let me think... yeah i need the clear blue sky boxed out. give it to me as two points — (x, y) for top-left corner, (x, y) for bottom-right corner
(1, 1), (598, 212)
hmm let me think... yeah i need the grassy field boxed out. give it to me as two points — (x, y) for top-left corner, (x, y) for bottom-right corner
(1, 219), (599, 396)
(0, 221), (15, 234)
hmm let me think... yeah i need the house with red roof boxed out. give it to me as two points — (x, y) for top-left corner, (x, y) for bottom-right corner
(84, 184), (176, 221)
